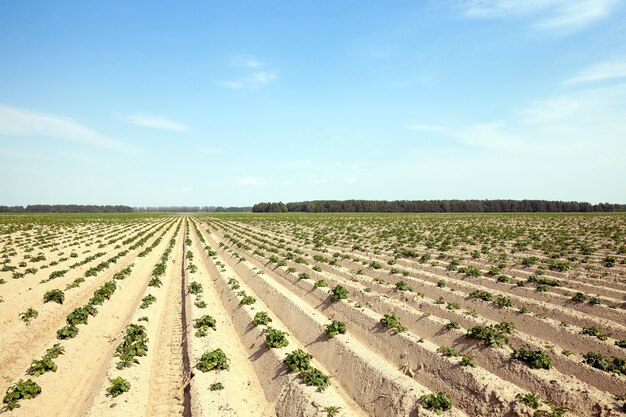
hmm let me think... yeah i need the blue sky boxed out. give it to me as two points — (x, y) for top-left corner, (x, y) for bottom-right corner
(1, 1), (625, 206)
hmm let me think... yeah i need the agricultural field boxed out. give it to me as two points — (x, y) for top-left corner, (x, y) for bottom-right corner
(0, 212), (625, 416)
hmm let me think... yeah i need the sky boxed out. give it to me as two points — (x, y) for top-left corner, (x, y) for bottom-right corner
(1, 0), (625, 206)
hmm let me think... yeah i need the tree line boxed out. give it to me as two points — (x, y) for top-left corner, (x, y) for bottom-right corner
(0, 205), (252, 213)
(0, 205), (135, 213)
(252, 200), (626, 213)
(134, 206), (251, 213)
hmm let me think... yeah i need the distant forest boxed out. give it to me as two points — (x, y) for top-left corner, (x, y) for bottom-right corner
(0, 205), (251, 213)
(134, 206), (251, 213)
(0, 205), (134, 213)
(252, 200), (626, 213)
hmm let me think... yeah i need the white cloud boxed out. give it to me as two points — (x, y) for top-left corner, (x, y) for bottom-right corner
(410, 83), (626, 160)
(220, 54), (276, 89)
(343, 177), (358, 184)
(564, 58), (626, 84)
(410, 122), (523, 151)
(220, 71), (276, 90)
(126, 114), (189, 131)
(236, 176), (263, 186)
(230, 54), (264, 68)
(0, 103), (139, 154)
(458, 0), (620, 32)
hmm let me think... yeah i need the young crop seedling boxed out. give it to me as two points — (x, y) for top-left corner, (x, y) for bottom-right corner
(512, 349), (552, 370)
(19, 308), (38, 323)
(241, 294), (256, 305)
(444, 321), (460, 330)
(324, 406), (341, 417)
(43, 289), (65, 304)
(194, 300), (207, 308)
(57, 324), (79, 340)
(264, 327), (289, 349)
(283, 349), (313, 373)
(1, 379), (42, 411)
(196, 348), (230, 372)
(115, 324), (149, 369)
(140, 294), (157, 309)
(437, 346), (459, 357)
(581, 327), (610, 341)
(107, 377), (131, 398)
(314, 279), (327, 287)
(188, 281), (203, 295)
(466, 322), (513, 348)
(395, 280), (413, 291)
(516, 392), (540, 409)
(27, 356), (57, 376)
(494, 295), (513, 308)
(421, 392), (453, 415)
(328, 285), (349, 301)
(194, 315), (217, 337)
(252, 311), (272, 326)
(582, 352), (626, 375)
(299, 367), (330, 392)
(324, 320), (347, 338)
(380, 313), (407, 333)
(209, 382), (224, 391)
(460, 355), (476, 367)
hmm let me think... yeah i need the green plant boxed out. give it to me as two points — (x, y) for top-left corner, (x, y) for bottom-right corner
(148, 277), (162, 287)
(19, 308), (38, 323)
(43, 289), (65, 304)
(45, 343), (65, 358)
(194, 315), (217, 337)
(533, 401), (571, 417)
(380, 313), (407, 333)
(27, 356), (57, 376)
(188, 281), (203, 295)
(315, 279), (327, 287)
(572, 292), (587, 302)
(324, 406), (341, 416)
(421, 392), (453, 415)
(195, 300), (207, 308)
(494, 295), (513, 308)
(284, 349), (312, 373)
(252, 311), (272, 326)
(107, 377), (131, 397)
(437, 346), (459, 357)
(264, 327), (289, 349)
(581, 326), (610, 341)
(298, 272), (311, 280)
(582, 352), (626, 375)
(2, 379), (42, 411)
(209, 382), (224, 391)
(395, 280), (413, 291)
(516, 392), (540, 409)
(444, 321), (460, 330)
(512, 349), (551, 369)
(460, 355), (476, 367)
(469, 290), (492, 302)
(115, 324), (149, 369)
(324, 320), (347, 337)
(616, 340), (626, 348)
(241, 295), (256, 305)
(299, 367), (330, 392)
(57, 324), (79, 340)
(329, 285), (349, 301)
(466, 323), (512, 348)
(140, 294), (157, 309)
(197, 348), (230, 372)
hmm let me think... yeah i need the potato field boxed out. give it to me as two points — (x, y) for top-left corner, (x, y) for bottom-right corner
(0, 213), (625, 417)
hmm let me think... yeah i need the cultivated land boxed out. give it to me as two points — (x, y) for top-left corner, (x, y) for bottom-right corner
(0, 213), (625, 416)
